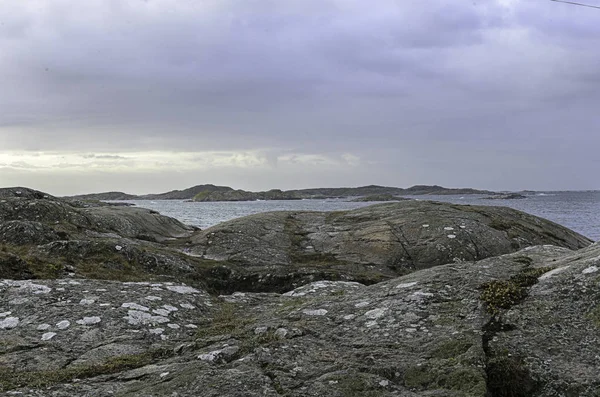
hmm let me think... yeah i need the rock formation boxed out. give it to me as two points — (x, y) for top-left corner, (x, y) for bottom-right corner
(1, 186), (598, 396)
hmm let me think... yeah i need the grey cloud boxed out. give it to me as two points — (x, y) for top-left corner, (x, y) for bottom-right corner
(0, 0), (599, 193)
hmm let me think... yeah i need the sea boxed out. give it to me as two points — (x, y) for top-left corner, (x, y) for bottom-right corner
(115, 191), (600, 242)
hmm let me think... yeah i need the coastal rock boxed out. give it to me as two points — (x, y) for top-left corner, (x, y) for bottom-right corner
(0, 187), (194, 245)
(350, 194), (409, 202)
(188, 201), (591, 277)
(483, 193), (527, 200)
(0, 278), (212, 391)
(487, 241), (600, 396)
(4, 245), (599, 396)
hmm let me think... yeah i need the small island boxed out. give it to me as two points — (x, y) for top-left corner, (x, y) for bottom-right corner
(349, 194), (410, 202)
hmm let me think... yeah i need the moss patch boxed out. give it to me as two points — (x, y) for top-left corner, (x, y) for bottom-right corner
(404, 365), (486, 396)
(0, 349), (171, 391)
(480, 267), (552, 315)
(332, 373), (384, 397)
(587, 305), (600, 327)
(430, 339), (473, 360)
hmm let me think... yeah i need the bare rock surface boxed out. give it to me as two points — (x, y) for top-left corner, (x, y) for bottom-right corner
(1, 187), (599, 396)
(3, 245), (599, 396)
(188, 201), (591, 276)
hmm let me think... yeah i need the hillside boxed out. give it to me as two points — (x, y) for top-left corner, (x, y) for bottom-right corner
(67, 184), (495, 202)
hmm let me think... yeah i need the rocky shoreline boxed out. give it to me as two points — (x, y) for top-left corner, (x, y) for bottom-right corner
(1, 187), (598, 396)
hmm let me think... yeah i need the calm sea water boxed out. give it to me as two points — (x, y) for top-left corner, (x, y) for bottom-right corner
(116, 191), (600, 241)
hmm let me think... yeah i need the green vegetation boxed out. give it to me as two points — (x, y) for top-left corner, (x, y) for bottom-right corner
(331, 373), (384, 397)
(430, 339), (473, 360)
(587, 305), (600, 327)
(0, 349), (171, 391)
(403, 365), (486, 396)
(480, 267), (552, 315)
(195, 302), (253, 341)
(192, 191), (212, 201)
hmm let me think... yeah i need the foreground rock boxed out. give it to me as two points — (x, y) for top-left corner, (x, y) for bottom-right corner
(3, 245), (599, 396)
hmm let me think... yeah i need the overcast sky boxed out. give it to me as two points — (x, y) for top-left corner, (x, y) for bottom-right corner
(1, 0), (599, 195)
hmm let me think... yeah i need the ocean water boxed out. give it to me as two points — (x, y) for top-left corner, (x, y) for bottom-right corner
(116, 191), (600, 241)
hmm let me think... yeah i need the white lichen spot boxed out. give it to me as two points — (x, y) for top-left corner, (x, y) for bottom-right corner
(3, 280), (51, 294)
(379, 380), (390, 387)
(41, 332), (57, 341)
(95, 289), (108, 292)
(343, 314), (356, 321)
(163, 305), (179, 312)
(444, 227), (455, 231)
(121, 303), (150, 312)
(150, 328), (165, 335)
(145, 296), (163, 301)
(539, 266), (571, 280)
(409, 291), (434, 301)
(354, 301), (370, 308)
(180, 303), (196, 310)
(254, 326), (268, 335)
(166, 285), (200, 294)
(37, 324), (51, 331)
(0, 317), (19, 329)
(79, 299), (96, 305)
(364, 308), (387, 320)
(153, 309), (171, 317)
(582, 266), (599, 275)
(76, 317), (101, 326)
(160, 372), (170, 378)
(168, 324), (181, 329)
(365, 321), (378, 328)
(8, 297), (29, 305)
(56, 320), (71, 330)
(125, 310), (169, 326)
(422, 224), (430, 228)
(447, 234), (457, 239)
(274, 328), (288, 338)
(460, 225), (466, 229)
(405, 328), (418, 333)
(395, 282), (418, 289)
(302, 309), (328, 316)
(115, 245), (123, 251)
(185, 324), (198, 329)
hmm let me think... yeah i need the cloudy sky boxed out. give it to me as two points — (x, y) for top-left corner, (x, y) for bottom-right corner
(1, 0), (599, 195)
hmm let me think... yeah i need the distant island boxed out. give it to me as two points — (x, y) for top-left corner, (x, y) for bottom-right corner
(66, 184), (497, 202)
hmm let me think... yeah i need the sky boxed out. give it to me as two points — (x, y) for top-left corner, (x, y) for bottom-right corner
(1, 0), (599, 195)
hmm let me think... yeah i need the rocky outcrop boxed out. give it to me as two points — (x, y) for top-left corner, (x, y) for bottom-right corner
(1, 186), (599, 395)
(2, 245), (599, 396)
(483, 193), (527, 200)
(350, 194), (409, 202)
(193, 189), (301, 202)
(188, 201), (591, 275)
(67, 184), (497, 202)
(0, 187), (194, 243)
